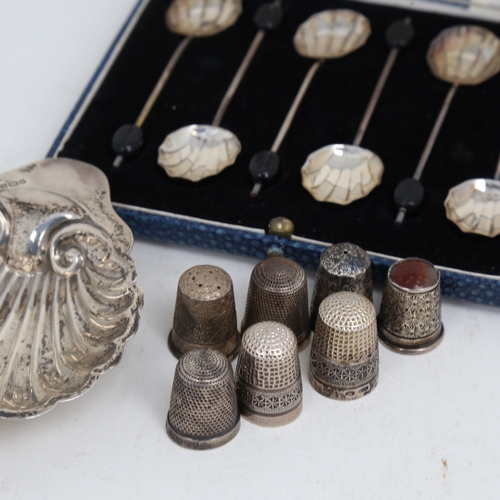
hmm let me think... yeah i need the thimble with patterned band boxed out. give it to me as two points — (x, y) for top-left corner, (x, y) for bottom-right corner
(169, 265), (240, 360)
(236, 321), (302, 426)
(241, 255), (310, 349)
(309, 292), (379, 400)
(310, 242), (372, 331)
(166, 348), (240, 450)
(378, 257), (444, 354)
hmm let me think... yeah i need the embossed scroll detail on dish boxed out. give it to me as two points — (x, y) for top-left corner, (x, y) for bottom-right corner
(0, 158), (143, 418)
(158, 125), (241, 181)
(301, 144), (384, 205)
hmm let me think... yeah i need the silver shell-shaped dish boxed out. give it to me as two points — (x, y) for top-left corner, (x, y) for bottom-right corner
(301, 144), (384, 205)
(0, 158), (143, 418)
(158, 124), (241, 181)
(166, 0), (242, 37)
(293, 9), (371, 60)
(444, 178), (500, 237)
(427, 25), (500, 85)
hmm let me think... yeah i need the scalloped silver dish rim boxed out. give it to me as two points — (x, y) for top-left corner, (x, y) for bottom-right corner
(0, 158), (144, 419)
(0, 314), (142, 420)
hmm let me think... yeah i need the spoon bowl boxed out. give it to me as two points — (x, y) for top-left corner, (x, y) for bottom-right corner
(166, 0), (243, 37)
(444, 178), (500, 237)
(301, 144), (384, 205)
(158, 125), (241, 181)
(427, 25), (500, 85)
(293, 9), (371, 60)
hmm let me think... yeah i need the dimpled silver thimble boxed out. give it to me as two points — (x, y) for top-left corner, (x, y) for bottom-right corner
(309, 292), (379, 400)
(236, 321), (302, 426)
(169, 265), (240, 360)
(241, 256), (310, 349)
(378, 257), (444, 354)
(310, 243), (372, 331)
(166, 348), (240, 450)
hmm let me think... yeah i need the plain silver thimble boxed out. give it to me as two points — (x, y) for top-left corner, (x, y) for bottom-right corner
(309, 292), (379, 400)
(241, 256), (310, 349)
(310, 243), (372, 331)
(166, 348), (240, 450)
(378, 257), (444, 354)
(236, 321), (302, 426)
(169, 265), (240, 360)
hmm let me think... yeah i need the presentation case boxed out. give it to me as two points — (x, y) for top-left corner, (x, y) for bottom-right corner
(50, 0), (500, 306)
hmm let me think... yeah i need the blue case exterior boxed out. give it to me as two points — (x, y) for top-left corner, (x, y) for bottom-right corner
(115, 205), (500, 307)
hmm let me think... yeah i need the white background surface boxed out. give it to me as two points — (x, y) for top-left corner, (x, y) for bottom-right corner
(0, 1), (499, 499)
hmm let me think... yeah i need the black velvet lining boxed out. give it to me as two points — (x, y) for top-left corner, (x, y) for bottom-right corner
(58, 0), (500, 276)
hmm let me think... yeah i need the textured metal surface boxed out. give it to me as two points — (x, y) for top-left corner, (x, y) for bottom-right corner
(166, 348), (240, 450)
(0, 158), (143, 418)
(310, 242), (373, 331)
(169, 265), (240, 360)
(378, 259), (443, 354)
(309, 292), (378, 400)
(241, 256), (310, 349)
(236, 321), (302, 426)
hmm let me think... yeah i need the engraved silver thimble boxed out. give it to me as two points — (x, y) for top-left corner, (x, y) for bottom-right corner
(166, 348), (240, 450)
(309, 292), (379, 400)
(236, 321), (302, 426)
(378, 257), (444, 354)
(241, 256), (310, 349)
(169, 265), (240, 360)
(310, 243), (372, 331)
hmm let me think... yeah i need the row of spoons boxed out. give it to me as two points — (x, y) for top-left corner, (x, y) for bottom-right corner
(112, 0), (500, 238)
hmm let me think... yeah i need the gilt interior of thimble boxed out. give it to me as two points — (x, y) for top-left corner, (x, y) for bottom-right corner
(236, 321), (302, 426)
(241, 256), (309, 348)
(378, 258), (443, 354)
(166, 348), (240, 450)
(170, 265), (240, 359)
(388, 258), (439, 291)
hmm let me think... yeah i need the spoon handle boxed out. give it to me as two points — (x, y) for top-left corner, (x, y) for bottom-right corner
(212, 30), (266, 127)
(135, 36), (192, 128)
(413, 82), (458, 181)
(495, 150), (500, 181)
(271, 59), (323, 153)
(395, 82), (459, 224)
(353, 47), (399, 147)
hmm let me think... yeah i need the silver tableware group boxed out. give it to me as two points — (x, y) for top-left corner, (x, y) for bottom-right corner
(165, 243), (443, 449)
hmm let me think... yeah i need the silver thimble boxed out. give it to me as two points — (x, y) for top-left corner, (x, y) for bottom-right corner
(378, 257), (444, 354)
(169, 265), (240, 360)
(166, 348), (240, 450)
(236, 321), (302, 426)
(310, 243), (372, 331)
(309, 292), (379, 400)
(241, 256), (310, 349)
